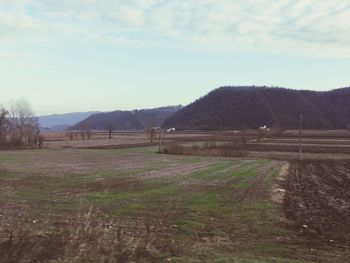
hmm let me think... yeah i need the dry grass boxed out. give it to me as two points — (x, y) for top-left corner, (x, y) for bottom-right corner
(0, 207), (178, 263)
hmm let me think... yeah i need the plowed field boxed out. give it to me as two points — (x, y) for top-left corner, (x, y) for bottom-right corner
(284, 160), (350, 247)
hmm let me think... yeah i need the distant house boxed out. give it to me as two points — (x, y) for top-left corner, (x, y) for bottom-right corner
(259, 125), (270, 131)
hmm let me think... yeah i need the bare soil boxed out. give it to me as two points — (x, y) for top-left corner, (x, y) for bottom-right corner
(283, 160), (350, 247)
(271, 163), (289, 204)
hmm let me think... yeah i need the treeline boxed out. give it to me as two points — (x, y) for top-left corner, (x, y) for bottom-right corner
(71, 106), (182, 131)
(0, 100), (43, 149)
(164, 86), (350, 130)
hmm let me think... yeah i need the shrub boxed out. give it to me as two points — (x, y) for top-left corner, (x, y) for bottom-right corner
(217, 142), (248, 157)
(191, 145), (200, 150)
(65, 132), (74, 140)
(202, 141), (216, 149)
(163, 144), (186, 155)
(220, 148), (247, 157)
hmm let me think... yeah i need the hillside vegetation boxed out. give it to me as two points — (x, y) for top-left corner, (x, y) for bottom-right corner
(164, 86), (350, 130)
(71, 106), (181, 130)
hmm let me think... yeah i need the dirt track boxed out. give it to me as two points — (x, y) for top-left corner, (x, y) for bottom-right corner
(283, 160), (350, 246)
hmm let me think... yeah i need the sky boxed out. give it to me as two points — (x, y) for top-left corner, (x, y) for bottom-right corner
(1, 0), (350, 115)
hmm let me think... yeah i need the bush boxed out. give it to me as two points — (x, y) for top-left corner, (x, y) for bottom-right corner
(10, 136), (23, 147)
(65, 132), (74, 140)
(202, 141), (216, 149)
(191, 145), (200, 150)
(163, 144), (186, 155)
(216, 143), (248, 157)
(220, 148), (247, 157)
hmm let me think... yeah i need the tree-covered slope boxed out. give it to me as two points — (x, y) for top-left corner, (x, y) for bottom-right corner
(71, 106), (181, 130)
(164, 86), (350, 130)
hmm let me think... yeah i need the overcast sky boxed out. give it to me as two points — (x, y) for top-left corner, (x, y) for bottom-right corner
(1, 0), (350, 115)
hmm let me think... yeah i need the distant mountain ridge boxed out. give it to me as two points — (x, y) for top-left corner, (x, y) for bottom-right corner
(38, 112), (100, 130)
(164, 86), (350, 130)
(71, 106), (182, 130)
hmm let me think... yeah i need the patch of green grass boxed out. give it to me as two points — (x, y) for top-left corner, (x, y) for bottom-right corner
(180, 157), (205, 164)
(1, 164), (162, 215)
(189, 161), (239, 181)
(84, 181), (183, 216)
(0, 151), (26, 162)
(123, 145), (159, 153)
(84, 166), (156, 179)
(229, 160), (267, 190)
(0, 169), (19, 180)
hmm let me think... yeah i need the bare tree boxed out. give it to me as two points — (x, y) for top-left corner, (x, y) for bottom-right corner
(146, 119), (156, 143)
(24, 123), (39, 143)
(66, 131), (74, 140)
(0, 105), (8, 144)
(270, 123), (284, 137)
(38, 134), (45, 148)
(7, 99), (37, 144)
(239, 129), (248, 149)
(35, 128), (41, 148)
(106, 119), (114, 139)
(78, 123), (92, 140)
(25, 124), (42, 148)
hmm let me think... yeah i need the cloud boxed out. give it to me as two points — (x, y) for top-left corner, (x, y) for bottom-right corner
(1, 0), (350, 57)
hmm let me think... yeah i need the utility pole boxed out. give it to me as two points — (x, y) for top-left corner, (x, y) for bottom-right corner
(299, 113), (303, 160)
(158, 116), (164, 153)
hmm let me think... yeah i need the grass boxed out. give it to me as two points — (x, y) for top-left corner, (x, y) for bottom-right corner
(0, 147), (345, 262)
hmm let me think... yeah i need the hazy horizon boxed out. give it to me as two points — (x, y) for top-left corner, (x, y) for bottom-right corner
(1, 0), (349, 115)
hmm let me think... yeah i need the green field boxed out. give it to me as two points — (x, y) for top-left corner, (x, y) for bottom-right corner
(0, 147), (345, 262)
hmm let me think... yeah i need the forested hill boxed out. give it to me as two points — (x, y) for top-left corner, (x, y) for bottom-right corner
(71, 106), (182, 130)
(164, 86), (350, 130)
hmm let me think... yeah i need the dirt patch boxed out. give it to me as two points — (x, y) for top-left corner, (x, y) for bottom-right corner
(271, 163), (289, 204)
(283, 160), (350, 246)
